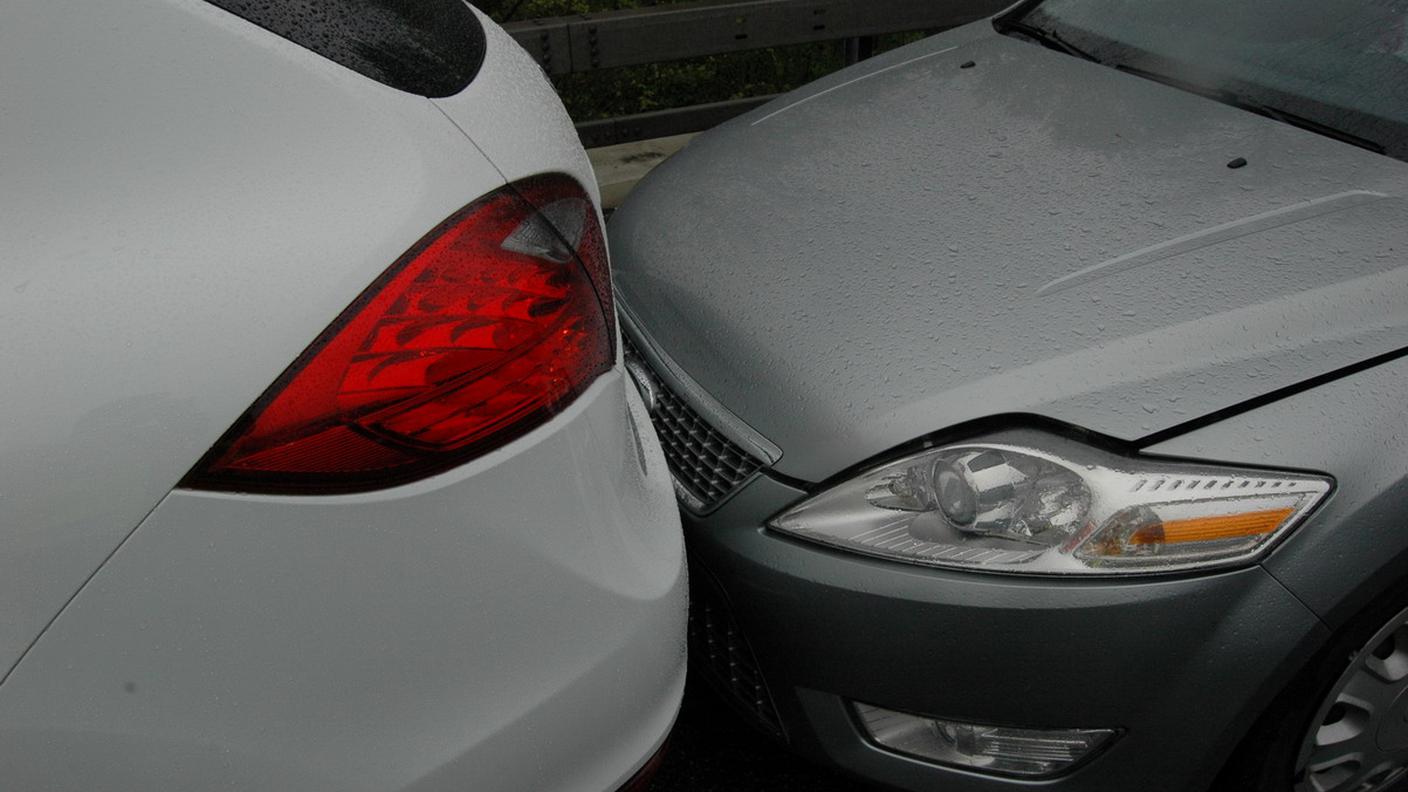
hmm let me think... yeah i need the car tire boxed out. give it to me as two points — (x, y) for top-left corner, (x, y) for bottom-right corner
(1215, 580), (1408, 792)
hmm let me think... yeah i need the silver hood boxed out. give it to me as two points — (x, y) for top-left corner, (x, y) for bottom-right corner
(610, 22), (1408, 484)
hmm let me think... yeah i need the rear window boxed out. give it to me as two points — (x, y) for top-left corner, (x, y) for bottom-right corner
(206, 0), (486, 98)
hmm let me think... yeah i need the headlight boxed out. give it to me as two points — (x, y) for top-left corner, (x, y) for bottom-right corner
(769, 431), (1331, 575)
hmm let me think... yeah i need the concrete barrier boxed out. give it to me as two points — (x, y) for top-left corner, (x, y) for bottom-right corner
(588, 133), (698, 209)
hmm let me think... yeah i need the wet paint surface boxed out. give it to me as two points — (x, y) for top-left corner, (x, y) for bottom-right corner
(611, 22), (1408, 482)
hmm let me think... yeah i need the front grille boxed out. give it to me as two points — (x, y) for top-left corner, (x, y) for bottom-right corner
(689, 565), (786, 739)
(622, 333), (762, 512)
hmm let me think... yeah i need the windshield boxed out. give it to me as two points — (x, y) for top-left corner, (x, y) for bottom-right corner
(1006, 0), (1408, 162)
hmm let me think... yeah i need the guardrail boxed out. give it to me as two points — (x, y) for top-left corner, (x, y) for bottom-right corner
(506, 0), (1011, 146)
(505, 0), (1006, 75)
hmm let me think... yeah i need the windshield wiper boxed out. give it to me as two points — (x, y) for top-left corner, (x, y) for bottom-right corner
(1113, 64), (1386, 155)
(995, 19), (1100, 64)
(1249, 105), (1387, 155)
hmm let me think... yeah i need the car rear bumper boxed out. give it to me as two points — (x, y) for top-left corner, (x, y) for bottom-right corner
(0, 371), (686, 792)
(686, 473), (1331, 792)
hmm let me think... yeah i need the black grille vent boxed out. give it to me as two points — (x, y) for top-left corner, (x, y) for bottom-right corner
(622, 334), (762, 512)
(689, 565), (785, 739)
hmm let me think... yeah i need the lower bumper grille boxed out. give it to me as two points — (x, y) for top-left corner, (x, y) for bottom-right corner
(688, 564), (785, 739)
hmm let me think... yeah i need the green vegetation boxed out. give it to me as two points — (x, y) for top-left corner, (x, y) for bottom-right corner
(470, 0), (927, 122)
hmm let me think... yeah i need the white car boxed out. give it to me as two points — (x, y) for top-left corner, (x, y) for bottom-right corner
(0, 2), (685, 791)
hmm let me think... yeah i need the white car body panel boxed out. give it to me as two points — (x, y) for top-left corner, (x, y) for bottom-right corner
(0, 376), (685, 792)
(0, 0), (504, 676)
(0, 1), (684, 790)
(432, 16), (603, 209)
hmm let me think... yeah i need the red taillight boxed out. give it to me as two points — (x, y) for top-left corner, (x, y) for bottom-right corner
(617, 739), (669, 792)
(183, 174), (614, 494)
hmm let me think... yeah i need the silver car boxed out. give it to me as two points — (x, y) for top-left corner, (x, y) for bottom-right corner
(0, 1), (684, 790)
(611, 1), (1408, 790)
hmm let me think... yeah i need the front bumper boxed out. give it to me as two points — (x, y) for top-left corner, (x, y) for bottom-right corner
(687, 472), (1331, 792)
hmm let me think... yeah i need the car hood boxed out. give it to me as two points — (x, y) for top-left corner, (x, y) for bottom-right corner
(610, 23), (1408, 483)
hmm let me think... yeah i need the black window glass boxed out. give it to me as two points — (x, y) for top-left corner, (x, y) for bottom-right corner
(207, 0), (486, 97)
(1007, 0), (1408, 162)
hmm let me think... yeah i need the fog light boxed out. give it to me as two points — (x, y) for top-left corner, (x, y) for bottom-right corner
(855, 703), (1116, 778)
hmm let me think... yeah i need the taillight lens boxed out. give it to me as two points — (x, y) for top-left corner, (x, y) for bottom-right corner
(183, 174), (614, 494)
(617, 739), (669, 792)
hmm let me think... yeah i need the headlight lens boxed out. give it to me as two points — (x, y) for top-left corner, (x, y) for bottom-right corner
(769, 432), (1331, 575)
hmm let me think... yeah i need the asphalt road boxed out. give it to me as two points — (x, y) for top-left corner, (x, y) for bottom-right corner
(648, 683), (882, 792)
